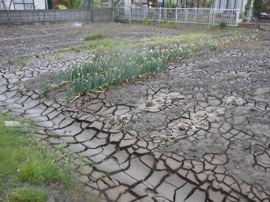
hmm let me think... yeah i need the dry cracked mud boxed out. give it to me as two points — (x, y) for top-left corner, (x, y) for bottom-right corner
(0, 22), (270, 202)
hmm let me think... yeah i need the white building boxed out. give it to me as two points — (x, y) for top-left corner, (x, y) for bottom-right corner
(1, 0), (47, 10)
(121, 0), (250, 13)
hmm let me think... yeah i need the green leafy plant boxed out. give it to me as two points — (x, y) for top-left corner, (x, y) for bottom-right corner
(67, 0), (82, 8)
(41, 32), (257, 101)
(16, 86), (22, 93)
(253, 0), (263, 17)
(138, 17), (150, 25)
(243, 0), (252, 16)
(55, 4), (68, 9)
(219, 21), (227, 29)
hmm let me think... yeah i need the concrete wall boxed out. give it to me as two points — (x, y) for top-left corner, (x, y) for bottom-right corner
(0, 8), (114, 25)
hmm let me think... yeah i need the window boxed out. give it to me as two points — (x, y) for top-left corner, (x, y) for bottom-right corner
(14, 0), (35, 10)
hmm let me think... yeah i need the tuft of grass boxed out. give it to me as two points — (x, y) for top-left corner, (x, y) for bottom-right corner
(84, 33), (107, 41)
(138, 17), (150, 25)
(5, 187), (48, 202)
(219, 21), (227, 29)
(207, 24), (216, 30)
(16, 86), (22, 93)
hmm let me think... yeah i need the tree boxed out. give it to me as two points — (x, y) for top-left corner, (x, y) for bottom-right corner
(253, 0), (263, 17)
(67, 0), (81, 8)
(1, 0), (14, 25)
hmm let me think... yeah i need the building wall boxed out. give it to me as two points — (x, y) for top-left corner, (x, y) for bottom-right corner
(215, 0), (246, 12)
(1, 0), (46, 10)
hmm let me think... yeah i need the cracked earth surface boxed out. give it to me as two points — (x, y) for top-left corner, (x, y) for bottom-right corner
(0, 23), (270, 202)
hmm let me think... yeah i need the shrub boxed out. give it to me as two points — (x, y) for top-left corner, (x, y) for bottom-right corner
(253, 0), (263, 17)
(219, 21), (227, 29)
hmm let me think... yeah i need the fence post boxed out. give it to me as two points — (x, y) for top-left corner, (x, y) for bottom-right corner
(130, 6), (132, 20)
(185, 8), (188, 22)
(159, 7), (161, 21)
(209, 9), (212, 24)
(236, 9), (240, 26)
(195, 8), (197, 22)
(175, 8), (177, 22)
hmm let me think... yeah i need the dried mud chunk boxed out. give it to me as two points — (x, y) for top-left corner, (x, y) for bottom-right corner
(145, 100), (154, 107)
(223, 96), (246, 106)
(109, 116), (118, 125)
(233, 97), (246, 106)
(195, 111), (208, 119)
(178, 123), (191, 131)
(166, 92), (185, 100)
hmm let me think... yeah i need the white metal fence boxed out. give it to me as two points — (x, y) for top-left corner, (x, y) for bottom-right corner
(117, 6), (240, 26)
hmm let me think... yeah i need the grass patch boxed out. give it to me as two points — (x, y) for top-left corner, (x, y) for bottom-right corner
(84, 33), (108, 41)
(134, 33), (210, 45)
(69, 39), (130, 52)
(0, 113), (77, 202)
(7, 187), (48, 202)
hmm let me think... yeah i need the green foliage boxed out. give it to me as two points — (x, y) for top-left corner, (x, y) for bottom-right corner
(219, 21), (227, 29)
(67, 0), (82, 8)
(138, 17), (150, 25)
(7, 56), (27, 67)
(0, 113), (79, 202)
(55, 4), (68, 9)
(239, 14), (247, 19)
(110, 0), (120, 8)
(5, 187), (48, 202)
(16, 86), (22, 93)
(207, 24), (216, 30)
(203, 0), (212, 8)
(253, 0), (263, 17)
(243, 0), (252, 16)
(41, 32), (257, 101)
(166, 0), (177, 8)
(84, 33), (107, 41)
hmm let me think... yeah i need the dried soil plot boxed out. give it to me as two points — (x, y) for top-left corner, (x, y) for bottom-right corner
(1, 23), (270, 201)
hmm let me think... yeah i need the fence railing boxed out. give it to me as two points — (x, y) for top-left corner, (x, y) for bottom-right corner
(117, 6), (240, 26)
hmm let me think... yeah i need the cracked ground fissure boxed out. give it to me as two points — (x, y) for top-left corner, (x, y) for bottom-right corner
(0, 23), (270, 202)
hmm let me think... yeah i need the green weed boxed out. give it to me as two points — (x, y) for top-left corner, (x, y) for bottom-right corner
(138, 17), (150, 25)
(219, 21), (227, 29)
(0, 113), (78, 202)
(16, 86), (22, 93)
(84, 33), (107, 41)
(56, 52), (63, 60)
(4, 187), (48, 202)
